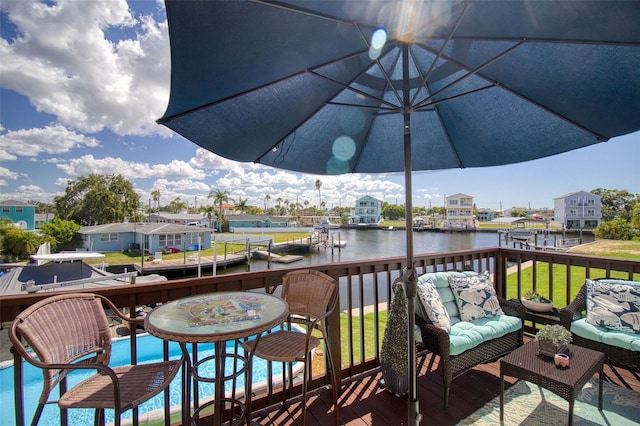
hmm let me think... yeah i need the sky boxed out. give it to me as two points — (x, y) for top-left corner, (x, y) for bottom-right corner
(1, 0), (639, 214)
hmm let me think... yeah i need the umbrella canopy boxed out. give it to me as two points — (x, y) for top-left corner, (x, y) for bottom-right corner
(158, 1), (640, 423)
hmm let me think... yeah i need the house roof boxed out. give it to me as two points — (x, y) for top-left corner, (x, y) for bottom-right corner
(0, 199), (34, 207)
(150, 213), (204, 220)
(78, 222), (212, 235)
(445, 193), (473, 199)
(227, 214), (288, 222)
(553, 190), (600, 199)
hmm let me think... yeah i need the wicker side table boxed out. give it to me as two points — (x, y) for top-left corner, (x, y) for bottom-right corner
(500, 341), (604, 426)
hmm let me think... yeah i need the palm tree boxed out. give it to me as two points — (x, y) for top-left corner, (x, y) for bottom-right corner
(151, 189), (160, 213)
(315, 179), (322, 208)
(208, 189), (231, 232)
(235, 198), (249, 214)
(264, 194), (271, 211)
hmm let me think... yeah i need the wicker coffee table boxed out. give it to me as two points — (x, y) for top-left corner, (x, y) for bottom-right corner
(500, 341), (604, 426)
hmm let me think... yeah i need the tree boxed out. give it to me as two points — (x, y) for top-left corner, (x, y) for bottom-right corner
(591, 188), (639, 222)
(168, 197), (187, 213)
(151, 189), (160, 213)
(382, 204), (405, 220)
(315, 179), (322, 207)
(0, 227), (44, 260)
(595, 218), (633, 240)
(53, 174), (140, 225)
(264, 194), (271, 211)
(38, 218), (81, 251)
(208, 189), (231, 232)
(235, 198), (249, 214)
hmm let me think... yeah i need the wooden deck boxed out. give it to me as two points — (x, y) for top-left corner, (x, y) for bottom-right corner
(198, 342), (640, 426)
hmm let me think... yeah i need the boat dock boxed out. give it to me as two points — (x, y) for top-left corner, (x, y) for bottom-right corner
(252, 250), (303, 264)
(134, 253), (247, 275)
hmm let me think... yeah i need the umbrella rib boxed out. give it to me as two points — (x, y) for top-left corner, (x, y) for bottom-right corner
(308, 70), (401, 111)
(352, 23), (405, 107)
(414, 42), (523, 110)
(411, 1), (472, 107)
(416, 42), (608, 140)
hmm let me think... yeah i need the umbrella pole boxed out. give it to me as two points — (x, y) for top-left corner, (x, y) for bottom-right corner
(402, 43), (421, 425)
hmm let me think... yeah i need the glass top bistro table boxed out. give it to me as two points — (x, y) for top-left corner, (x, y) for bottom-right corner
(145, 291), (289, 426)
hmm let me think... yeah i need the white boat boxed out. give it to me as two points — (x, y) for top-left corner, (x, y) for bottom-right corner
(314, 217), (340, 230)
(333, 240), (347, 248)
(0, 251), (167, 295)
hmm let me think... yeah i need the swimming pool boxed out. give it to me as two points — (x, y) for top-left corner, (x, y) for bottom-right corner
(1, 333), (287, 425)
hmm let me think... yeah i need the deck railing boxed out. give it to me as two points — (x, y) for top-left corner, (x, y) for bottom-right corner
(3, 246), (639, 425)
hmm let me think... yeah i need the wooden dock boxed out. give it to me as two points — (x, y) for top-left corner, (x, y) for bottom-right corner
(252, 250), (303, 263)
(134, 253), (247, 275)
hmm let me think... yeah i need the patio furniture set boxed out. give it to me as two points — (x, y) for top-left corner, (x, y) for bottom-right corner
(413, 270), (639, 423)
(8, 269), (639, 425)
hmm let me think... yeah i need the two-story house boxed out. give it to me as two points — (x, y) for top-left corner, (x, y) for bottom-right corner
(444, 193), (476, 229)
(0, 200), (36, 230)
(351, 195), (382, 224)
(554, 191), (602, 229)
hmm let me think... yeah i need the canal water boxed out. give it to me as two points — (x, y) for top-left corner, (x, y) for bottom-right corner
(180, 229), (593, 311)
(221, 228), (593, 274)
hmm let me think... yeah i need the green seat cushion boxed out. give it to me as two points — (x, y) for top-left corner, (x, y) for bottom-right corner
(449, 314), (522, 356)
(571, 318), (640, 352)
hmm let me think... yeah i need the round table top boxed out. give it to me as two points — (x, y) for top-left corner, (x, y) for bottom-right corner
(144, 291), (289, 343)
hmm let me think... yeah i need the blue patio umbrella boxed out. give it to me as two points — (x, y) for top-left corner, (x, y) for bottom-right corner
(157, 1), (640, 423)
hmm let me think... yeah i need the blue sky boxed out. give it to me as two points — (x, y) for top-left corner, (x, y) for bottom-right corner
(1, 0), (638, 213)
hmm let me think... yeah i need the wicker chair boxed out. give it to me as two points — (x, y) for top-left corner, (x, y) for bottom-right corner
(414, 271), (525, 409)
(559, 280), (640, 374)
(9, 293), (181, 426)
(242, 270), (340, 426)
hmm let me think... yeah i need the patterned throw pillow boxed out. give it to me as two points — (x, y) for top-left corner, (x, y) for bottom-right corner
(448, 271), (504, 321)
(416, 278), (451, 331)
(585, 279), (640, 334)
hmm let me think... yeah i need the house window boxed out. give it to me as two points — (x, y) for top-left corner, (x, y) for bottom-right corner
(449, 200), (458, 205)
(16, 207), (23, 213)
(1, 207), (8, 212)
(100, 233), (118, 242)
(159, 234), (182, 247)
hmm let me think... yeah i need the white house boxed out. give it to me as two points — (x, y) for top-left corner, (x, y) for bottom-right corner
(351, 195), (383, 224)
(554, 191), (602, 229)
(444, 193), (475, 228)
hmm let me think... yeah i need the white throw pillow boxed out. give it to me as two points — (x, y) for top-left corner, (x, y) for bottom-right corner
(585, 279), (640, 334)
(416, 278), (451, 331)
(448, 271), (504, 321)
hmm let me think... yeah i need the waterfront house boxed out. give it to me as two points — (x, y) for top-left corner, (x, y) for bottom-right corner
(77, 222), (212, 253)
(351, 195), (382, 224)
(0, 200), (36, 230)
(444, 193), (475, 228)
(149, 212), (211, 228)
(228, 214), (290, 230)
(476, 208), (495, 222)
(554, 190), (602, 229)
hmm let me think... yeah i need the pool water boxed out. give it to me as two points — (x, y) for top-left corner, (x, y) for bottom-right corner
(1, 333), (283, 425)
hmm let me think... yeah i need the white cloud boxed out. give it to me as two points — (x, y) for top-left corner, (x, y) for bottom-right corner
(0, 124), (101, 158)
(0, 166), (19, 180)
(0, 0), (171, 137)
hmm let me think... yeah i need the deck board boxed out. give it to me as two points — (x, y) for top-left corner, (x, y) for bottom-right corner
(198, 346), (640, 426)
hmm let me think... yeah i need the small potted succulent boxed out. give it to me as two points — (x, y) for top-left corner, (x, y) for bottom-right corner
(535, 324), (572, 358)
(379, 281), (409, 396)
(521, 290), (553, 313)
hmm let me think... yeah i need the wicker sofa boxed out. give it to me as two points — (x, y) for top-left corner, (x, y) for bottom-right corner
(414, 271), (524, 409)
(559, 278), (640, 373)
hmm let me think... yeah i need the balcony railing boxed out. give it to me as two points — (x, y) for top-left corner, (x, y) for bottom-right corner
(3, 247), (639, 425)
